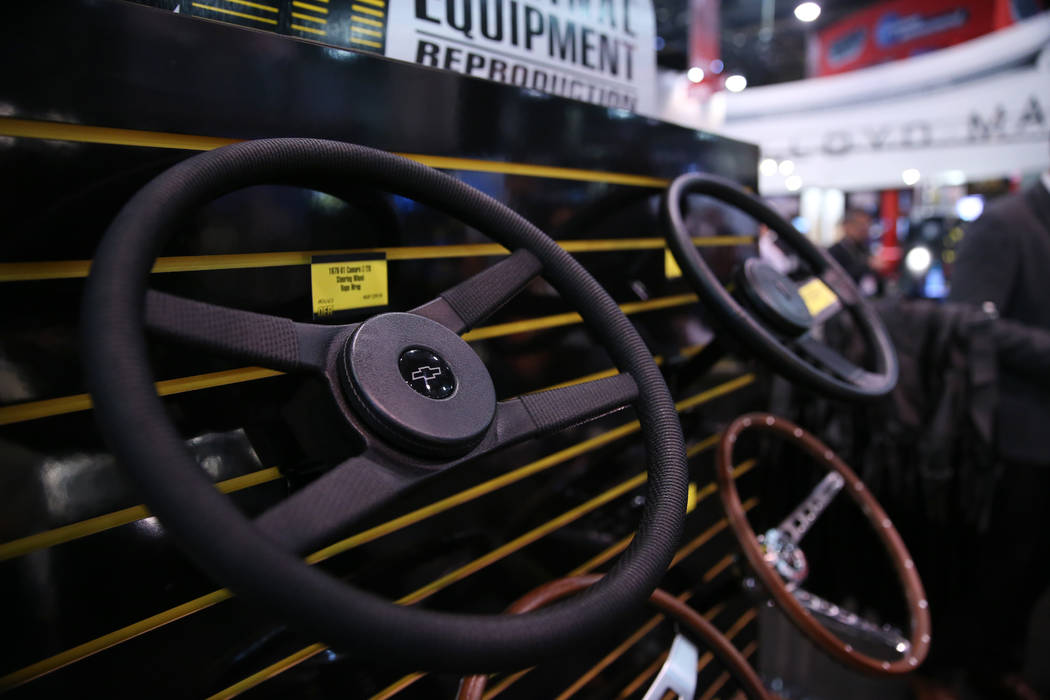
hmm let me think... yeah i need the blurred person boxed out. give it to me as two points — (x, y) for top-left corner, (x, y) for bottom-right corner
(828, 208), (881, 296)
(948, 164), (1050, 699)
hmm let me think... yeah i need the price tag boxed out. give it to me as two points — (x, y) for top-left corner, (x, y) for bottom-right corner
(310, 253), (388, 319)
(797, 277), (837, 316)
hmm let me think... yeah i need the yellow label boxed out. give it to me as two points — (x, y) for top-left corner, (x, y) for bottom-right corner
(310, 257), (387, 317)
(664, 248), (683, 279)
(797, 277), (837, 316)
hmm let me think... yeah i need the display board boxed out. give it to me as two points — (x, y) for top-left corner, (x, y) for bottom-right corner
(0, 2), (764, 698)
(130, 0), (659, 113)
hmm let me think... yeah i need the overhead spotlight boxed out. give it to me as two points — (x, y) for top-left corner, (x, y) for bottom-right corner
(710, 59), (725, 74)
(725, 74), (748, 92)
(785, 175), (803, 192)
(760, 158), (778, 177)
(901, 168), (921, 186)
(794, 2), (821, 22)
(955, 195), (984, 222)
(778, 159), (795, 176)
(904, 246), (932, 275)
(687, 66), (705, 83)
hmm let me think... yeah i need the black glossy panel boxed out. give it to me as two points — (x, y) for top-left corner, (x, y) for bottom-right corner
(0, 2), (762, 695)
(0, 2), (757, 179)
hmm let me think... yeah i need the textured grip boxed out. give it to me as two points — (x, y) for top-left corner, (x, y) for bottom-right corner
(520, 372), (638, 434)
(440, 248), (542, 331)
(146, 290), (301, 369)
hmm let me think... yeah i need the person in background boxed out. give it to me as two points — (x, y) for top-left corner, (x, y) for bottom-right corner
(828, 208), (882, 296)
(948, 165), (1050, 699)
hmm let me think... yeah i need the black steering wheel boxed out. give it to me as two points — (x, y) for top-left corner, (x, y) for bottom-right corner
(663, 173), (897, 401)
(81, 138), (689, 672)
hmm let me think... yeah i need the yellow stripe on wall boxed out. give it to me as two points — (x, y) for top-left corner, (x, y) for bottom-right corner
(0, 118), (673, 187)
(0, 237), (750, 282)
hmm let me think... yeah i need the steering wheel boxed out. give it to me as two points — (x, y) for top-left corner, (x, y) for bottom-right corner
(662, 173), (897, 401)
(457, 574), (771, 700)
(716, 413), (930, 674)
(81, 138), (689, 671)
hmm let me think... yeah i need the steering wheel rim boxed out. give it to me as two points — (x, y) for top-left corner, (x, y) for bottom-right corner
(81, 138), (689, 672)
(662, 173), (898, 401)
(457, 574), (771, 700)
(716, 413), (930, 675)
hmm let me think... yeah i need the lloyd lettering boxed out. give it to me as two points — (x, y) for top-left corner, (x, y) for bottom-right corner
(968, 95), (1046, 141)
(770, 94), (1047, 161)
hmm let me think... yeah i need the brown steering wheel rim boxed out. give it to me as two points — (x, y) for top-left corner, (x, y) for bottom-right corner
(457, 574), (771, 700)
(716, 412), (931, 675)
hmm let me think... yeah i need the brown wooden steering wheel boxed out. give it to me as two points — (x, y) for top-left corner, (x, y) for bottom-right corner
(716, 413), (931, 675)
(457, 574), (771, 700)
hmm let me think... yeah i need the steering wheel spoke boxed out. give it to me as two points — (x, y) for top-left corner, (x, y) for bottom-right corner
(411, 249), (542, 334)
(474, 372), (638, 457)
(792, 334), (885, 391)
(253, 449), (426, 554)
(794, 588), (912, 658)
(146, 290), (346, 372)
(777, 470), (844, 544)
(818, 266), (861, 305)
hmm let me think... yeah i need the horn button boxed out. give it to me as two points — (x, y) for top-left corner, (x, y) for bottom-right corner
(340, 313), (496, 457)
(738, 258), (813, 336)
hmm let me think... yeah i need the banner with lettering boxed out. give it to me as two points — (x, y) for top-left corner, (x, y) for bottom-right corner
(720, 15), (1050, 193)
(386, 0), (658, 113)
(139, 0), (658, 114)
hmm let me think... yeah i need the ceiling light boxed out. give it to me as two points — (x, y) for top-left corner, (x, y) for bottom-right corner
(687, 66), (705, 83)
(778, 159), (795, 176)
(902, 168), (921, 186)
(725, 74), (747, 92)
(794, 2), (821, 22)
(905, 246), (932, 275)
(760, 158), (778, 177)
(785, 175), (803, 191)
(955, 195), (984, 222)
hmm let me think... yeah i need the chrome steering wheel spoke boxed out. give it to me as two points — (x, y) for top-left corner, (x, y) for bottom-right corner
(777, 470), (845, 544)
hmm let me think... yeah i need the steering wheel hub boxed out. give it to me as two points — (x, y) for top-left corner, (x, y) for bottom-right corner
(738, 259), (813, 336)
(759, 527), (808, 584)
(399, 347), (457, 399)
(340, 312), (496, 457)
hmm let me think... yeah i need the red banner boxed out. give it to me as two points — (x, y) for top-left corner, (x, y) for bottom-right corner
(811, 0), (1012, 77)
